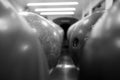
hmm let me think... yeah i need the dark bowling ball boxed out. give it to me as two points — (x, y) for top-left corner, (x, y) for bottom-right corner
(50, 55), (79, 80)
(67, 11), (103, 67)
(0, 0), (49, 80)
(20, 12), (62, 69)
(67, 20), (83, 66)
(81, 1), (120, 80)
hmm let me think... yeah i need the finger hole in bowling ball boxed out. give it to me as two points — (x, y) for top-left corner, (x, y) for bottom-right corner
(72, 38), (80, 48)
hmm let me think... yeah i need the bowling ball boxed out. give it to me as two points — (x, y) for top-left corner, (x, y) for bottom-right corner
(81, 1), (120, 80)
(50, 55), (79, 80)
(57, 55), (75, 65)
(0, 0), (49, 80)
(68, 11), (103, 67)
(20, 12), (62, 69)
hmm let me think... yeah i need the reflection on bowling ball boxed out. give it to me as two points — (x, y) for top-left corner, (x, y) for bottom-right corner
(81, 1), (120, 80)
(67, 22), (78, 42)
(67, 11), (103, 67)
(50, 55), (79, 80)
(19, 12), (62, 69)
(0, 0), (49, 80)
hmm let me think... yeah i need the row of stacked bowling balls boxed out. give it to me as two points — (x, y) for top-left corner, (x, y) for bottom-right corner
(67, 0), (120, 80)
(0, 0), (64, 80)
